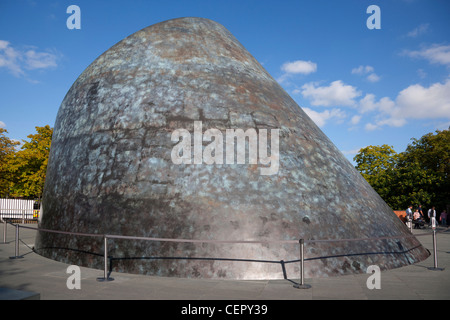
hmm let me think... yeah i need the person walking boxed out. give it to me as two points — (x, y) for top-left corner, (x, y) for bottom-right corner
(440, 209), (448, 227)
(406, 205), (413, 228)
(413, 209), (424, 229)
(417, 204), (424, 220)
(428, 206), (436, 226)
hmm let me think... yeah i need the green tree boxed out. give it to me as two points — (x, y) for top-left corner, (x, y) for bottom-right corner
(354, 129), (449, 211)
(0, 128), (21, 197)
(389, 157), (435, 210)
(396, 129), (449, 210)
(7, 125), (53, 199)
(354, 144), (398, 207)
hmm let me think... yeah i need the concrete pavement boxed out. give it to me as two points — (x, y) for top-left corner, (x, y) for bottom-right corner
(1, 223), (449, 300)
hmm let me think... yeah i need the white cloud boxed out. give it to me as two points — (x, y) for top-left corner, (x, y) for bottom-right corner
(359, 94), (378, 113)
(403, 44), (450, 66)
(417, 68), (427, 78)
(359, 79), (450, 131)
(395, 79), (450, 119)
(281, 60), (317, 75)
(277, 59), (317, 84)
(351, 65), (374, 75)
(375, 117), (407, 128)
(24, 50), (58, 69)
(366, 73), (380, 83)
(0, 40), (23, 77)
(364, 123), (379, 131)
(303, 107), (346, 128)
(351, 65), (380, 82)
(0, 40), (59, 78)
(341, 148), (364, 156)
(301, 77), (450, 131)
(0, 40), (8, 50)
(350, 115), (361, 125)
(0, 121), (6, 129)
(301, 80), (361, 107)
(406, 23), (430, 38)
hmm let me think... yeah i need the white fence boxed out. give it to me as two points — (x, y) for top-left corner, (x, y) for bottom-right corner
(0, 198), (39, 222)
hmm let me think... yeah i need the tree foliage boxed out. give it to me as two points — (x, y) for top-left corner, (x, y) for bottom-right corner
(354, 129), (449, 211)
(354, 144), (398, 205)
(0, 126), (53, 199)
(0, 128), (21, 197)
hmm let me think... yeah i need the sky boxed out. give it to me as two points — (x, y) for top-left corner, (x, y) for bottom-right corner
(1, 0), (449, 164)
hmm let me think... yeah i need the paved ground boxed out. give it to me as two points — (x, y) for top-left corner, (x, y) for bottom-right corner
(1, 223), (449, 301)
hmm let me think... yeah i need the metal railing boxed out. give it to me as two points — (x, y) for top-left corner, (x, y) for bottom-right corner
(0, 211), (36, 224)
(0, 198), (38, 223)
(2, 221), (447, 288)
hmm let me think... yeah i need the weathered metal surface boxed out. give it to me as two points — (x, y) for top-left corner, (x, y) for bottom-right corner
(35, 17), (429, 279)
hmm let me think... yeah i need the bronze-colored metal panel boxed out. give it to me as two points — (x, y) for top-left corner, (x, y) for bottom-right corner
(35, 17), (429, 279)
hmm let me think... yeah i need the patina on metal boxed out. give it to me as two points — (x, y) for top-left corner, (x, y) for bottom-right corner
(35, 17), (429, 279)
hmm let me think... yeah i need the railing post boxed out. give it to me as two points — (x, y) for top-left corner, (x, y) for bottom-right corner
(293, 239), (311, 289)
(2, 219), (6, 244)
(9, 224), (23, 259)
(433, 228), (438, 267)
(97, 235), (114, 282)
(428, 220), (444, 271)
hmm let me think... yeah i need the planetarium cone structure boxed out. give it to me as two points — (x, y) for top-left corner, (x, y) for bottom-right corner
(35, 17), (429, 279)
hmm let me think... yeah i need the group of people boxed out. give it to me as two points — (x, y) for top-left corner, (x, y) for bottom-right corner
(406, 204), (448, 229)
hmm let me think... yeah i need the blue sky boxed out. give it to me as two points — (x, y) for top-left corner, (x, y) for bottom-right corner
(1, 0), (449, 164)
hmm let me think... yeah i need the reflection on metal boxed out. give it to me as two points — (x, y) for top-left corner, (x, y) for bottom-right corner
(35, 17), (429, 280)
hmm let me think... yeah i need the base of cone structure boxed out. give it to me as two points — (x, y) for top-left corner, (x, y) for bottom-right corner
(96, 277), (115, 282)
(293, 283), (311, 289)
